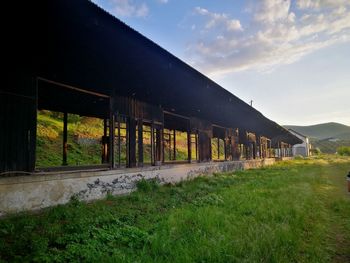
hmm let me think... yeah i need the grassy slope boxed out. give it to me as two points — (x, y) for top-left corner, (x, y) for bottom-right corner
(36, 111), (193, 167)
(36, 111), (104, 167)
(1, 156), (349, 262)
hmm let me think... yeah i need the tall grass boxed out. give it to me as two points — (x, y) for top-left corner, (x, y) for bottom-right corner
(0, 156), (349, 262)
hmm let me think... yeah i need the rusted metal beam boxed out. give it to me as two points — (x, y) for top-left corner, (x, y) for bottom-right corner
(163, 110), (190, 120)
(37, 77), (109, 98)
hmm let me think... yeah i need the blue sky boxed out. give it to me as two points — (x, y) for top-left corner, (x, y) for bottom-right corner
(92, 0), (350, 126)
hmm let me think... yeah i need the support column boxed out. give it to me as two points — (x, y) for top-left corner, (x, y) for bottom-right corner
(128, 118), (137, 168)
(62, 112), (68, 166)
(137, 120), (143, 166)
(116, 116), (120, 167)
(102, 119), (108, 163)
(151, 125), (155, 165)
(187, 130), (191, 163)
(279, 142), (282, 158)
(1, 75), (37, 173)
(259, 137), (263, 158)
(198, 131), (211, 162)
(230, 137), (235, 160)
(155, 128), (162, 165)
(253, 142), (257, 159)
(173, 129), (176, 161)
(108, 112), (115, 169)
(217, 138), (220, 160)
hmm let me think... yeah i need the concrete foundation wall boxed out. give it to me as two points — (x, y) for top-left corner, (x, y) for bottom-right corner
(0, 159), (275, 216)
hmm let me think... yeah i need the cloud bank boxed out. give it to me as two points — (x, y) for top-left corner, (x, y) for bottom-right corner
(106, 0), (149, 18)
(188, 0), (350, 76)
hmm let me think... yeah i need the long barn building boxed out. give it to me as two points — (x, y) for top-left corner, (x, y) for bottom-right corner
(0, 0), (300, 213)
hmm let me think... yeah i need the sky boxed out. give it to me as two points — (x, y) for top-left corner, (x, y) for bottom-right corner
(92, 0), (350, 126)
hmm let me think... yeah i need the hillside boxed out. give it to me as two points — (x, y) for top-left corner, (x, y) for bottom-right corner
(36, 111), (214, 168)
(309, 138), (350, 154)
(284, 122), (350, 140)
(284, 122), (350, 153)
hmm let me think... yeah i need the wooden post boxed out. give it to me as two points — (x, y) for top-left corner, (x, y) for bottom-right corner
(168, 133), (171, 161)
(173, 129), (176, 161)
(151, 125), (155, 165)
(117, 116), (121, 167)
(62, 112), (68, 166)
(102, 118), (108, 163)
(224, 137), (228, 161)
(278, 142), (281, 158)
(138, 120), (143, 166)
(198, 131), (211, 162)
(253, 142), (256, 159)
(128, 118), (136, 168)
(187, 130), (191, 163)
(155, 128), (162, 165)
(195, 133), (198, 161)
(217, 138), (220, 160)
(109, 113), (115, 169)
(162, 129), (165, 163)
(209, 134), (212, 161)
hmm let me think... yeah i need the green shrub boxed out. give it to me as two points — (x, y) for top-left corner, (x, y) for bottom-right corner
(337, 146), (350, 156)
(136, 178), (160, 192)
(311, 147), (322, 155)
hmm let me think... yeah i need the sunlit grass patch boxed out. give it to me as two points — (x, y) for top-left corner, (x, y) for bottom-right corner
(0, 156), (349, 262)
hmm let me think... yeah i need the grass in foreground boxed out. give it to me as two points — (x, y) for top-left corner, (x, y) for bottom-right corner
(0, 156), (349, 262)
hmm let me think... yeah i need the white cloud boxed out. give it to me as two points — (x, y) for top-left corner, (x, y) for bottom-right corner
(254, 0), (291, 23)
(109, 0), (149, 17)
(188, 0), (350, 76)
(227, 20), (243, 31)
(297, 0), (319, 9)
(297, 0), (350, 9)
(194, 7), (243, 32)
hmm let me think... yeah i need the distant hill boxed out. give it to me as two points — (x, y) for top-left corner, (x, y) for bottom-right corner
(284, 122), (350, 140)
(284, 122), (350, 154)
(308, 138), (350, 154)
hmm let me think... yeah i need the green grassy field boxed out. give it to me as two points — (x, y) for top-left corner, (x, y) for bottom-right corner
(1, 156), (349, 262)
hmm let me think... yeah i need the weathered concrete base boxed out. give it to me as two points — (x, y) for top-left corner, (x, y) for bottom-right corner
(0, 159), (275, 216)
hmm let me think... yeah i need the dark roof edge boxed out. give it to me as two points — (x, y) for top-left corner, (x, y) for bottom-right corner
(288, 129), (307, 139)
